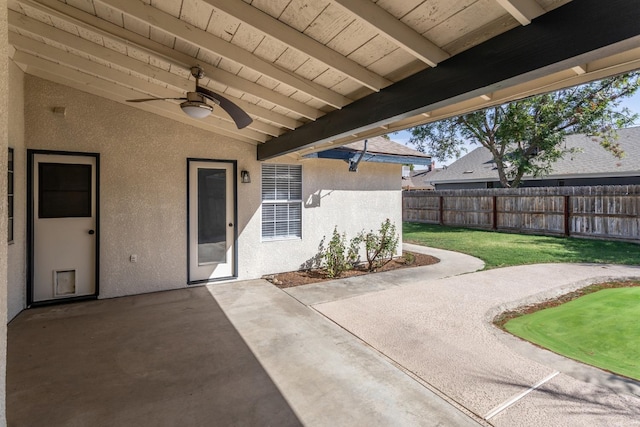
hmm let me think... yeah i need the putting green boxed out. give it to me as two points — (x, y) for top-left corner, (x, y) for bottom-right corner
(505, 287), (640, 380)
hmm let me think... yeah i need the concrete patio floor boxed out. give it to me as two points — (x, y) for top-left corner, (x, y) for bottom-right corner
(7, 270), (481, 426)
(8, 245), (640, 426)
(8, 286), (303, 427)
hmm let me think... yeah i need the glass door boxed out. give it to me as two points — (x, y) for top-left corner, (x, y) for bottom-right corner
(188, 160), (236, 283)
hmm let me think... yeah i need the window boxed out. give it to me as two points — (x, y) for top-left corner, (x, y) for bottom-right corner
(261, 164), (302, 240)
(38, 163), (92, 218)
(8, 148), (13, 243)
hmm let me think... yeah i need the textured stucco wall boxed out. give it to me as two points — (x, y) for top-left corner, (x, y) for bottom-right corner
(1, 0), (9, 422)
(7, 60), (24, 321)
(25, 76), (255, 298)
(239, 159), (402, 277)
(25, 76), (403, 299)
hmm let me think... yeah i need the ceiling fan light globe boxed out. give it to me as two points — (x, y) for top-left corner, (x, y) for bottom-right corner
(180, 101), (213, 119)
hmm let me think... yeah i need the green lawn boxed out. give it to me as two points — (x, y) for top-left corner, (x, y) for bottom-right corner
(403, 222), (640, 269)
(504, 287), (640, 380)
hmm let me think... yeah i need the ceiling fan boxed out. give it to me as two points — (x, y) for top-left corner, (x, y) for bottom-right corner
(126, 65), (253, 129)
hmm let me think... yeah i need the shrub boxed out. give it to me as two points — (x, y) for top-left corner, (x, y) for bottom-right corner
(322, 227), (361, 278)
(320, 219), (399, 277)
(361, 219), (399, 271)
(403, 252), (415, 265)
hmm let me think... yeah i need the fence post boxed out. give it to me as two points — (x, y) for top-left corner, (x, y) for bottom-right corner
(492, 195), (498, 230)
(439, 196), (444, 226)
(564, 195), (571, 237)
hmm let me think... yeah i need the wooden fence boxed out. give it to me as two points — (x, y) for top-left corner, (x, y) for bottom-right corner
(403, 185), (640, 242)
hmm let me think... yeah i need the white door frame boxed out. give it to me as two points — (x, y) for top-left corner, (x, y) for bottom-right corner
(187, 159), (237, 284)
(27, 150), (100, 306)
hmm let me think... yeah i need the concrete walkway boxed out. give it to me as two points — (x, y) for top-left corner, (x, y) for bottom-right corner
(284, 243), (484, 305)
(8, 245), (640, 426)
(310, 251), (640, 426)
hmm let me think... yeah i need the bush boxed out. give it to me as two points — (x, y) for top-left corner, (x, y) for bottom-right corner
(361, 219), (399, 271)
(322, 227), (361, 278)
(320, 219), (399, 277)
(403, 252), (415, 265)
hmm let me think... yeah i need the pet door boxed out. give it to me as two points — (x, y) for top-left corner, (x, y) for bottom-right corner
(53, 269), (77, 297)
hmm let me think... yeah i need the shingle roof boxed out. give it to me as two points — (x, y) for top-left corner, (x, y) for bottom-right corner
(421, 126), (640, 185)
(342, 136), (430, 158)
(311, 135), (431, 165)
(403, 169), (438, 190)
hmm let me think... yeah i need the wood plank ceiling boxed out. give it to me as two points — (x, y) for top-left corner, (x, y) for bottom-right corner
(7, 0), (640, 159)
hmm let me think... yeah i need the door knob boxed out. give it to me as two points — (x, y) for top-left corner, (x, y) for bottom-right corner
(88, 229), (95, 235)
(228, 223), (233, 227)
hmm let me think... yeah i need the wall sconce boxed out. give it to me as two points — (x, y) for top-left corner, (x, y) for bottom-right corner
(240, 170), (251, 183)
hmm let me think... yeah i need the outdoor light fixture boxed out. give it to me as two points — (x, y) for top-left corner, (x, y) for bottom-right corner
(180, 100), (213, 119)
(179, 92), (219, 119)
(240, 170), (251, 183)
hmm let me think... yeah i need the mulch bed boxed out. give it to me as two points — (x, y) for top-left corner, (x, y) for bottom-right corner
(265, 251), (439, 289)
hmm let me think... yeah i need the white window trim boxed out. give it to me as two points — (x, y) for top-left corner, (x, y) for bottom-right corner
(261, 164), (302, 241)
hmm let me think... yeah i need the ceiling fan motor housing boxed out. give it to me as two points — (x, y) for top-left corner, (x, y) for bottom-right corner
(190, 66), (205, 80)
(126, 65), (252, 127)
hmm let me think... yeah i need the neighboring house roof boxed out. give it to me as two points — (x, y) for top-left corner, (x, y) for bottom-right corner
(419, 126), (640, 186)
(307, 136), (431, 166)
(412, 167), (444, 182)
(403, 168), (443, 190)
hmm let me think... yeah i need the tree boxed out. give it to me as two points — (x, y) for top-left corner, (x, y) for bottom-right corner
(408, 72), (640, 188)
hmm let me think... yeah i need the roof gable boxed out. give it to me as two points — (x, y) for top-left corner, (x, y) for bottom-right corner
(422, 126), (640, 184)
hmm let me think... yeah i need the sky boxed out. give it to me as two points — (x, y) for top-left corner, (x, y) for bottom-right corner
(394, 90), (640, 167)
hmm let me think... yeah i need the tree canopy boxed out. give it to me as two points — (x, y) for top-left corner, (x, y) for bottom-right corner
(409, 72), (640, 187)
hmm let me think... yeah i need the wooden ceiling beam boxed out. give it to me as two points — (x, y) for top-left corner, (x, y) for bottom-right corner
(382, 54), (640, 137)
(330, 0), (449, 67)
(98, 0), (350, 109)
(306, 48), (640, 148)
(9, 10), (190, 92)
(258, 0), (640, 160)
(571, 65), (588, 75)
(14, 51), (260, 144)
(12, 45), (271, 141)
(494, 0), (545, 25)
(18, 0), (314, 123)
(200, 0), (390, 91)
(9, 11), (286, 135)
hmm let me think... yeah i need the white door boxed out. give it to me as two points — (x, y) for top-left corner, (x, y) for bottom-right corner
(188, 161), (236, 283)
(32, 153), (97, 302)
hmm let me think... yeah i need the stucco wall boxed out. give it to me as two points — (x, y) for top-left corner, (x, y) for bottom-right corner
(24, 76), (402, 299)
(1, 0), (9, 421)
(7, 60), (24, 321)
(239, 159), (402, 277)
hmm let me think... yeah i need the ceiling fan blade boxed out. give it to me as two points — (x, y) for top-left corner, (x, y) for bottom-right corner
(196, 86), (253, 129)
(126, 97), (186, 103)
